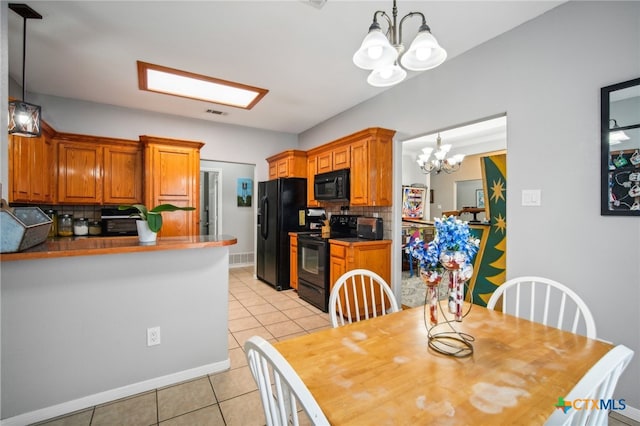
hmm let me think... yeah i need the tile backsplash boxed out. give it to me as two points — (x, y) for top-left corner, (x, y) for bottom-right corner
(322, 203), (392, 240)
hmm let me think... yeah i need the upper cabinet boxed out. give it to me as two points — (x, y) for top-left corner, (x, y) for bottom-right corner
(274, 127), (396, 207)
(267, 150), (306, 179)
(601, 77), (640, 216)
(349, 128), (395, 206)
(54, 133), (143, 205)
(140, 136), (203, 237)
(8, 122), (56, 204)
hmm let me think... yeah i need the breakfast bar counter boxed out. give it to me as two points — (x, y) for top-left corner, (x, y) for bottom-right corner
(1, 234), (237, 423)
(0, 234), (237, 261)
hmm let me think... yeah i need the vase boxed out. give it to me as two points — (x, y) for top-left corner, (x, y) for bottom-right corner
(420, 269), (442, 326)
(136, 220), (157, 243)
(439, 251), (470, 322)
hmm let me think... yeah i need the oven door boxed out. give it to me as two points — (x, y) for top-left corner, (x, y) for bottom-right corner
(297, 236), (329, 311)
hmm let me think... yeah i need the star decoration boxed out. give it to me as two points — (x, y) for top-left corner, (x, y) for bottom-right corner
(493, 213), (507, 235)
(490, 178), (505, 203)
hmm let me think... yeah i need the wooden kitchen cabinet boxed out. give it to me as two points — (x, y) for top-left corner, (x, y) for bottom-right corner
(329, 239), (391, 288)
(55, 133), (143, 205)
(56, 139), (103, 204)
(306, 127), (395, 207)
(8, 122), (56, 203)
(289, 232), (298, 290)
(349, 128), (395, 206)
(316, 145), (350, 174)
(141, 135), (203, 237)
(103, 144), (143, 204)
(329, 239), (392, 318)
(306, 155), (320, 207)
(267, 150), (306, 179)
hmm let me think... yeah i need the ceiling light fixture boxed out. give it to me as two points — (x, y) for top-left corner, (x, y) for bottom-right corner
(353, 0), (446, 87)
(8, 3), (42, 137)
(137, 61), (268, 110)
(609, 119), (630, 143)
(416, 133), (465, 174)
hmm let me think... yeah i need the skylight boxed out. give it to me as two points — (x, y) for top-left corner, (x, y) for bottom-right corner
(137, 61), (268, 110)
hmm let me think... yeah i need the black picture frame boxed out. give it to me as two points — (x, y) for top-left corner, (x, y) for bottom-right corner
(600, 77), (640, 216)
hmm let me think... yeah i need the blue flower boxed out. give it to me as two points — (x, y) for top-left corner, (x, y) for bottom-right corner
(409, 216), (479, 270)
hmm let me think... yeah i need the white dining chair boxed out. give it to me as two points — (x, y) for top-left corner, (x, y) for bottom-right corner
(545, 344), (634, 426)
(486, 276), (597, 339)
(329, 268), (399, 328)
(244, 336), (329, 426)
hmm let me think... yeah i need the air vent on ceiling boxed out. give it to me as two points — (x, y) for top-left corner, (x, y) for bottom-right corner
(205, 109), (227, 116)
(301, 0), (327, 9)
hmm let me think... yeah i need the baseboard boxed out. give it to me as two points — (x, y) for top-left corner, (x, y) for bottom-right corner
(1, 359), (230, 426)
(619, 404), (640, 422)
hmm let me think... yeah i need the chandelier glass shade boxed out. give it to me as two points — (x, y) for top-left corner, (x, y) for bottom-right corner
(417, 134), (465, 174)
(353, 0), (447, 87)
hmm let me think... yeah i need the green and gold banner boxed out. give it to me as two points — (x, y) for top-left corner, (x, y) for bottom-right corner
(468, 153), (507, 306)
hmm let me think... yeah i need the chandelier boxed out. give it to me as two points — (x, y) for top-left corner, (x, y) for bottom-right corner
(8, 3), (42, 138)
(416, 134), (465, 174)
(352, 0), (447, 87)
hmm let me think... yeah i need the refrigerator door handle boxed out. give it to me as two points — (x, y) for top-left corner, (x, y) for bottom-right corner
(261, 197), (269, 240)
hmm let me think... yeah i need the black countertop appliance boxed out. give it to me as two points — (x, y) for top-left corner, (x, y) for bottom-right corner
(256, 177), (307, 291)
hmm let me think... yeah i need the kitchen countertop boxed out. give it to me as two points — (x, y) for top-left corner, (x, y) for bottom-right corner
(329, 238), (391, 245)
(0, 234), (237, 261)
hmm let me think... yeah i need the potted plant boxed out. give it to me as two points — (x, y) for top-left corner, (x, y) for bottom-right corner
(118, 203), (195, 242)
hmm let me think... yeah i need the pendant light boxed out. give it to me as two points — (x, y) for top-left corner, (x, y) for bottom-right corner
(353, 0), (446, 87)
(8, 3), (42, 138)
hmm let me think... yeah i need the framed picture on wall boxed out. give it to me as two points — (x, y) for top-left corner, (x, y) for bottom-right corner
(237, 178), (253, 207)
(476, 189), (485, 208)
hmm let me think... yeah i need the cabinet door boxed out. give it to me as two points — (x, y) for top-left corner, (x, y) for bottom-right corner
(9, 134), (55, 203)
(350, 139), (369, 205)
(277, 159), (289, 177)
(9, 135), (32, 202)
(307, 155), (320, 207)
(103, 145), (143, 204)
(57, 141), (103, 204)
(332, 145), (351, 170)
(145, 143), (200, 237)
(290, 235), (298, 290)
(329, 244), (347, 292)
(316, 151), (332, 174)
(268, 161), (278, 179)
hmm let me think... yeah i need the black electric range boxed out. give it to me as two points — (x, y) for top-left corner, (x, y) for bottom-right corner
(296, 215), (361, 311)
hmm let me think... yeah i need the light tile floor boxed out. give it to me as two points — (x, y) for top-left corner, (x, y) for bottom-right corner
(33, 266), (640, 426)
(34, 266), (330, 426)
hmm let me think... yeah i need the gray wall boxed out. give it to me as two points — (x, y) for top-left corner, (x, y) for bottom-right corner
(2, 247), (231, 421)
(300, 1), (640, 410)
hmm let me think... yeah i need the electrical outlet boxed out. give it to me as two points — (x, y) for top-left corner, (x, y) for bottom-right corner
(147, 327), (161, 346)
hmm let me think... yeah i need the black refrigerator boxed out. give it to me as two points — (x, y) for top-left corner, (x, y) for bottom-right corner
(257, 178), (307, 290)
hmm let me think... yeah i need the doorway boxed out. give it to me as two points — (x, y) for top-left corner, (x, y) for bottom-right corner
(200, 168), (222, 236)
(399, 115), (507, 308)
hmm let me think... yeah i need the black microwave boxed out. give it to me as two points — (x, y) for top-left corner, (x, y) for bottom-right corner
(314, 169), (350, 202)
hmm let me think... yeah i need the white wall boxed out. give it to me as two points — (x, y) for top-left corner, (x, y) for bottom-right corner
(299, 1), (640, 411)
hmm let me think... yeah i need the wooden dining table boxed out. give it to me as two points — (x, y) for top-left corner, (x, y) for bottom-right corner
(274, 304), (613, 425)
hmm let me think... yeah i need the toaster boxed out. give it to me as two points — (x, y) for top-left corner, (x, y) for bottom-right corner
(356, 217), (384, 240)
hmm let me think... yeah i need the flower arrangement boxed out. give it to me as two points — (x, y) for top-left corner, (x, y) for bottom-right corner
(409, 215), (480, 273)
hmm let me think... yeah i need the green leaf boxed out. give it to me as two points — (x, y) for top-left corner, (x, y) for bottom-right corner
(147, 212), (163, 233)
(149, 204), (196, 213)
(118, 204), (148, 221)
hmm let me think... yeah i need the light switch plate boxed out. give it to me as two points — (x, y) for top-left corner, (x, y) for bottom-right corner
(522, 189), (541, 206)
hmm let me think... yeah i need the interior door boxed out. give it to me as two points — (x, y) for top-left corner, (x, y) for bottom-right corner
(200, 169), (220, 236)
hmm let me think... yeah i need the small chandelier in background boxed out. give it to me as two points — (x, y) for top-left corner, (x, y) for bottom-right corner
(8, 3), (42, 138)
(352, 0), (447, 87)
(416, 133), (465, 174)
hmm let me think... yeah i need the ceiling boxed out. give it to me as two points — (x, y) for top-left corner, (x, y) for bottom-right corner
(7, 1), (562, 135)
